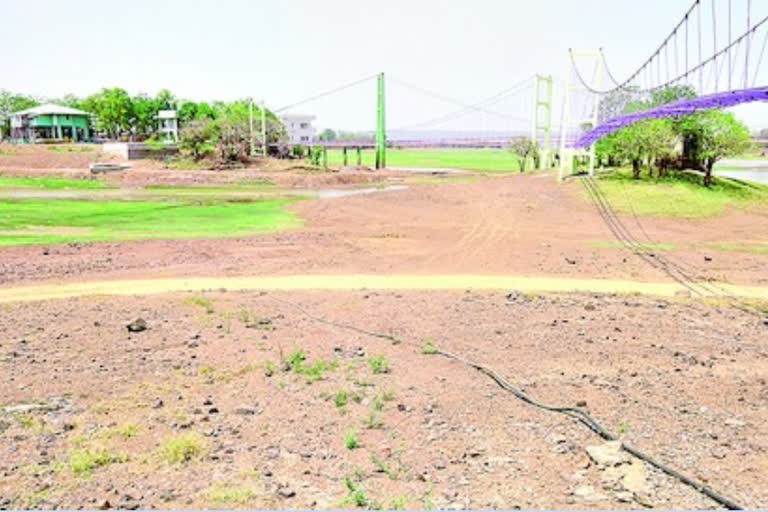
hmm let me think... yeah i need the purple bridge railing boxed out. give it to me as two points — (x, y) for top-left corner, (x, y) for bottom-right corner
(571, 87), (768, 148)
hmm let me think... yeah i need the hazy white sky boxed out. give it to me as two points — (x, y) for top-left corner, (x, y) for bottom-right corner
(2, 0), (767, 132)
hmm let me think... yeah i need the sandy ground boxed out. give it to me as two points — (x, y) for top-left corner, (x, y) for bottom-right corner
(1, 290), (766, 510)
(1, 150), (768, 510)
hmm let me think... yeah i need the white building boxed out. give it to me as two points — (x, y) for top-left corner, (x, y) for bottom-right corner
(280, 114), (315, 144)
(157, 110), (178, 143)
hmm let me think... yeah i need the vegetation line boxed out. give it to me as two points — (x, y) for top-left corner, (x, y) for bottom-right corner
(267, 293), (744, 510)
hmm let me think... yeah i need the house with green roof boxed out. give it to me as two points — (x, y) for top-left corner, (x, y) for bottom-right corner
(10, 103), (91, 142)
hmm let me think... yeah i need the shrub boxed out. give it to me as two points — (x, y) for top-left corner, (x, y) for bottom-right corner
(291, 144), (306, 158)
(179, 119), (216, 161)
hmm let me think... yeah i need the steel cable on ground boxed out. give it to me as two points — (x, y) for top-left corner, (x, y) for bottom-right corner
(581, 175), (767, 319)
(266, 294), (744, 510)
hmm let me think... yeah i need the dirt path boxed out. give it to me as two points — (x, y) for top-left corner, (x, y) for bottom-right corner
(2, 273), (768, 304)
(2, 172), (767, 289)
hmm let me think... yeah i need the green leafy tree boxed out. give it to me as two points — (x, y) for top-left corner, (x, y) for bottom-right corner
(131, 93), (158, 139)
(0, 91), (39, 138)
(679, 110), (752, 186)
(82, 88), (134, 139)
(154, 89), (176, 111)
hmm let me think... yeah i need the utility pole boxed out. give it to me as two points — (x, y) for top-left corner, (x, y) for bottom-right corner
(375, 72), (386, 170)
(249, 99), (255, 157)
(261, 100), (267, 158)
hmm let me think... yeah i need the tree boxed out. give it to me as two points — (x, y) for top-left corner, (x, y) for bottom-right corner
(679, 110), (752, 186)
(179, 119), (217, 160)
(82, 88), (134, 139)
(508, 136), (537, 172)
(154, 89), (176, 111)
(131, 93), (158, 139)
(317, 128), (337, 141)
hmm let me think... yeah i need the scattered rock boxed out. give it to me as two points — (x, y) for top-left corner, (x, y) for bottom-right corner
(724, 418), (746, 428)
(152, 399), (164, 409)
(620, 460), (648, 494)
(711, 446), (729, 459)
(432, 459), (447, 470)
(614, 491), (633, 503)
(234, 406), (258, 415)
(277, 484), (295, 498)
(97, 499), (111, 510)
(586, 441), (630, 467)
(126, 318), (147, 333)
(575, 400), (587, 407)
(704, 255), (712, 262)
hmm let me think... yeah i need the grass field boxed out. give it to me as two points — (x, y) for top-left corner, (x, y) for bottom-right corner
(322, 147), (525, 172)
(589, 168), (768, 217)
(0, 198), (300, 245)
(0, 176), (111, 189)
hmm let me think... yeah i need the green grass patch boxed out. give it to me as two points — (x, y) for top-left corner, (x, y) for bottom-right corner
(0, 176), (109, 189)
(205, 485), (259, 505)
(0, 197), (300, 246)
(589, 168), (768, 217)
(69, 448), (127, 475)
(703, 241), (768, 255)
(322, 147), (524, 172)
(158, 433), (207, 464)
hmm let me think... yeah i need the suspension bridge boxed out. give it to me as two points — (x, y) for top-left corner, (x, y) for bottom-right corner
(267, 0), (767, 177)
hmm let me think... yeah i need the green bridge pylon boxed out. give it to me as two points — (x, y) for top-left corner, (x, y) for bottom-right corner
(375, 72), (386, 170)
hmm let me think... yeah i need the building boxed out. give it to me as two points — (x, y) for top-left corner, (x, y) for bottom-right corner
(280, 114), (315, 144)
(10, 103), (91, 142)
(157, 110), (178, 143)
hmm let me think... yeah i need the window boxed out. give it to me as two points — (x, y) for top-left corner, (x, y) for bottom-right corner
(300, 122), (309, 129)
(300, 136), (309, 142)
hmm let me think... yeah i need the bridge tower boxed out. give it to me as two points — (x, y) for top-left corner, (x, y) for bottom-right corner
(531, 74), (553, 169)
(375, 72), (386, 170)
(559, 49), (604, 181)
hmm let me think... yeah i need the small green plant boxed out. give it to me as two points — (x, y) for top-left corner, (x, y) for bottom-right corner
(423, 482), (435, 511)
(421, 339), (439, 355)
(206, 485), (258, 505)
(368, 355), (390, 374)
(361, 410), (383, 429)
(370, 453), (397, 479)
(341, 477), (367, 508)
(14, 414), (36, 429)
(389, 494), (408, 510)
(186, 295), (214, 314)
(617, 419), (630, 435)
(334, 390), (348, 408)
(285, 348), (306, 370)
(344, 430), (359, 450)
(115, 422), (139, 438)
(264, 360), (275, 377)
(69, 448), (127, 475)
(159, 433), (206, 464)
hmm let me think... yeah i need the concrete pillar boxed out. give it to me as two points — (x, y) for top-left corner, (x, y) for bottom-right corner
(84, 123), (90, 142)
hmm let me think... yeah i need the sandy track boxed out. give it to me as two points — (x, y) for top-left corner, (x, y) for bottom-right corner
(2, 273), (768, 304)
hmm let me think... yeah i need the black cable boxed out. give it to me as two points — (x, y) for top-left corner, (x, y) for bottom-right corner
(267, 293), (745, 510)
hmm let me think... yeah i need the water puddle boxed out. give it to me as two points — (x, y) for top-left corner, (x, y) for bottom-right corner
(314, 185), (408, 199)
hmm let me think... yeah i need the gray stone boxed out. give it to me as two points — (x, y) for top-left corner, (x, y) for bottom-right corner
(586, 441), (630, 467)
